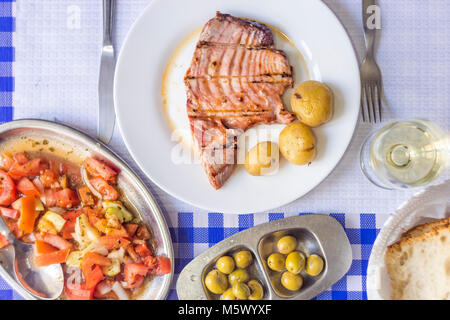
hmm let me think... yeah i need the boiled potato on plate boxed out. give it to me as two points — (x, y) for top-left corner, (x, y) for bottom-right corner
(291, 80), (333, 127)
(279, 122), (316, 165)
(244, 141), (279, 176)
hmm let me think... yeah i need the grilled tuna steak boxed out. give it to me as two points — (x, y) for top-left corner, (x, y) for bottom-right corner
(185, 12), (295, 189)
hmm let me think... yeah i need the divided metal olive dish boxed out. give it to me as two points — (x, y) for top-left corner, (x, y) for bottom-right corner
(177, 215), (352, 300)
(0, 120), (174, 300)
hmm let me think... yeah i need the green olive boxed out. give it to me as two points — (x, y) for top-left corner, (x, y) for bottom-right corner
(277, 236), (298, 254)
(285, 251), (305, 275)
(305, 254), (324, 276)
(204, 270), (228, 294)
(248, 280), (264, 300)
(234, 250), (253, 269)
(216, 256), (235, 275)
(281, 271), (303, 291)
(267, 253), (286, 272)
(232, 283), (251, 300)
(228, 269), (250, 286)
(220, 288), (236, 300)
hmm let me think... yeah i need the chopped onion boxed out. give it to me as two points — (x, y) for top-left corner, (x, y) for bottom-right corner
(32, 177), (45, 195)
(48, 207), (66, 214)
(27, 233), (36, 242)
(94, 246), (109, 256)
(112, 282), (129, 300)
(107, 247), (125, 262)
(96, 280), (112, 296)
(80, 166), (102, 199)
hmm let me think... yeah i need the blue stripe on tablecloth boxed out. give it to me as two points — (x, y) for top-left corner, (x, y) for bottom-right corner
(0, 0), (12, 126)
(0, 17), (14, 32)
(0, 0), (14, 303)
(0, 47), (13, 61)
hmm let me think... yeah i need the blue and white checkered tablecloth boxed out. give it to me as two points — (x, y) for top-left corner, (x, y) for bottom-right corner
(166, 212), (387, 300)
(1, 0), (449, 300)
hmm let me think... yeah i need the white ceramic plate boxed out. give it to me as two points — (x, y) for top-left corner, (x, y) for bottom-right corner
(114, 0), (360, 214)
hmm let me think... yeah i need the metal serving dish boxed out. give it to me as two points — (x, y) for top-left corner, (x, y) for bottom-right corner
(177, 214), (352, 300)
(0, 119), (174, 300)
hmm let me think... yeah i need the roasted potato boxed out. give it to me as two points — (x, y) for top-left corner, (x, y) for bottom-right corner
(291, 80), (333, 127)
(244, 141), (279, 176)
(279, 122), (316, 165)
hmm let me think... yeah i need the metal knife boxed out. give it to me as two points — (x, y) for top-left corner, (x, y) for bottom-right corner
(98, 0), (116, 144)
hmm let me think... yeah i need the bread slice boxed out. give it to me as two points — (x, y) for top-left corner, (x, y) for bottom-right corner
(402, 217), (450, 238)
(385, 223), (450, 300)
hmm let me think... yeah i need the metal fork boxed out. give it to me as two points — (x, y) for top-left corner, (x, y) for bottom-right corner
(360, 0), (383, 123)
(98, 0), (116, 144)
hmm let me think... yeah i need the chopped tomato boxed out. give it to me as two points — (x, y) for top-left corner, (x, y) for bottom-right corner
(78, 185), (94, 206)
(16, 177), (40, 197)
(84, 158), (117, 182)
(88, 213), (103, 228)
(34, 239), (58, 254)
(0, 170), (17, 206)
(83, 265), (105, 289)
(34, 248), (70, 267)
(124, 263), (148, 289)
(124, 223), (139, 237)
(5, 219), (23, 239)
(62, 210), (82, 221)
(0, 206), (19, 219)
(17, 195), (37, 234)
(0, 233), (10, 249)
(39, 169), (56, 188)
(135, 243), (151, 257)
(13, 153), (29, 165)
(65, 282), (94, 300)
(154, 256), (171, 275)
(144, 256), (171, 276)
(98, 236), (130, 250)
(8, 158), (41, 179)
(84, 265), (105, 290)
(81, 252), (110, 290)
(0, 153), (14, 171)
(82, 252), (111, 267)
(35, 232), (72, 250)
(56, 188), (79, 208)
(61, 220), (75, 239)
(93, 218), (129, 238)
(89, 177), (118, 201)
(60, 210), (81, 239)
(106, 226), (129, 238)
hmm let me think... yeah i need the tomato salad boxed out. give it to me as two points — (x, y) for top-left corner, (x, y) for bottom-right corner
(0, 152), (171, 300)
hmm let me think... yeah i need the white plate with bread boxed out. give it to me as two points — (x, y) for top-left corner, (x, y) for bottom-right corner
(367, 179), (450, 300)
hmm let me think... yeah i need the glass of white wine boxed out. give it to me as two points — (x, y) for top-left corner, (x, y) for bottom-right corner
(360, 119), (449, 189)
